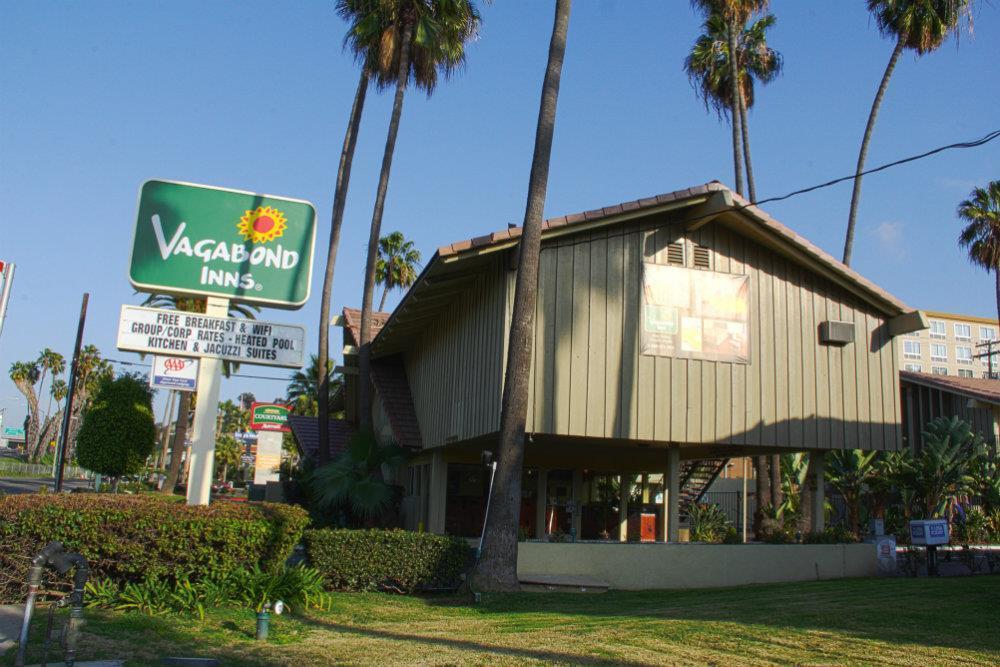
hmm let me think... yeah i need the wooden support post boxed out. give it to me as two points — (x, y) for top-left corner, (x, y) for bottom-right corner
(664, 448), (680, 543)
(536, 468), (547, 541)
(618, 474), (630, 542)
(427, 450), (447, 534)
(571, 469), (583, 541)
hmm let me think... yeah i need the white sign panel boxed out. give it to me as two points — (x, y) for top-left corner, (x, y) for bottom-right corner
(117, 305), (305, 368)
(150, 355), (199, 391)
(253, 430), (282, 485)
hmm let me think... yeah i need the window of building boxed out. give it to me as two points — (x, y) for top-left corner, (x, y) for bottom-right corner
(904, 341), (921, 359)
(932, 366), (948, 376)
(959, 369), (974, 378)
(929, 320), (946, 338)
(955, 323), (972, 341)
(982, 352), (1000, 367)
(956, 346), (973, 364)
(904, 363), (922, 372)
(980, 326), (996, 341)
(930, 343), (947, 361)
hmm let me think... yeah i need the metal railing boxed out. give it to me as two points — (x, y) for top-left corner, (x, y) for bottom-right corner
(0, 459), (92, 479)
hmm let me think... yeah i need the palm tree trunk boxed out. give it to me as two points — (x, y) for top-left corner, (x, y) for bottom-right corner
(995, 269), (1000, 340)
(727, 17), (744, 198)
(739, 89), (756, 203)
(843, 38), (904, 266)
(472, 0), (571, 593)
(753, 456), (770, 538)
(769, 453), (782, 507)
(358, 19), (414, 429)
(378, 285), (390, 312)
(160, 391), (191, 494)
(318, 70), (369, 466)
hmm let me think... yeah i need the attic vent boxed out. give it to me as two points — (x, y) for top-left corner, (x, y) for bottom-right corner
(666, 241), (685, 266)
(692, 244), (711, 269)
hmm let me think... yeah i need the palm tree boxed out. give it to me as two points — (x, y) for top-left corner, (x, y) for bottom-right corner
(310, 429), (408, 525)
(825, 449), (878, 536)
(376, 231), (422, 311)
(9, 361), (41, 460)
(287, 355), (342, 417)
(141, 294), (256, 494)
(685, 11), (781, 202)
(957, 181), (1000, 326)
(690, 0), (769, 199)
(899, 416), (978, 518)
(473, 0), (571, 593)
(37, 349), (66, 425)
(214, 434), (242, 482)
(355, 0), (482, 429)
(843, 0), (973, 266)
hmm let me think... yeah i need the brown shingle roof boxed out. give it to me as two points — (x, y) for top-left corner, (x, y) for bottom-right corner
(371, 361), (422, 449)
(341, 307), (391, 347)
(288, 415), (354, 462)
(433, 181), (909, 315)
(900, 370), (1000, 406)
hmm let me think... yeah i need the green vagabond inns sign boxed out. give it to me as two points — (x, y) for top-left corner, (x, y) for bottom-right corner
(129, 180), (317, 308)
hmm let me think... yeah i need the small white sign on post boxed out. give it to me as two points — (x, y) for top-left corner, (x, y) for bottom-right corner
(150, 356), (199, 391)
(116, 304), (306, 368)
(253, 431), (283, 485)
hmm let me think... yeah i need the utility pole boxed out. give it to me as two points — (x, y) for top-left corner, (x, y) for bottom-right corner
(974, 339), (997, 379)
(54, 293), (89, 493)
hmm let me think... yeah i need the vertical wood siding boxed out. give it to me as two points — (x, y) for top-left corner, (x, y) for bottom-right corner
(518, 219), (903, 451)
(404, 257), (506, 447)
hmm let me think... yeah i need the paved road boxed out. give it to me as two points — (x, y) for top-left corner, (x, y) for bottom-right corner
(0, 477), (91, 495)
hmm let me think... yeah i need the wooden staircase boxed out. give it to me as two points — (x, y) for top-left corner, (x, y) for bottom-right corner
(678, 458), (729, 519)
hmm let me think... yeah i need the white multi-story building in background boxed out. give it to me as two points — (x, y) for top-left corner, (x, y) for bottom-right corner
(899, 310), (1000, 379)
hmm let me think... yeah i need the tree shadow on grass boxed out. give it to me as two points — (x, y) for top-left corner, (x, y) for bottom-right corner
(423, 576), (1000, 657)
(294, 613), (657, 666)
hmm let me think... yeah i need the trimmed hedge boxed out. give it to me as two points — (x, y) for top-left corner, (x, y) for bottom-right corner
(304, 529), (470, 593)
(0, 494), (308, 603)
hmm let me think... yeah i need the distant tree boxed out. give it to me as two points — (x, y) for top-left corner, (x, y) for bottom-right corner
(76, 374), (157, 491)
(376, 231), (422, 311)
(685, 9), (781, 202)
(957, 180), (1000, 327)
(237, 392), (257, 411)
(9, 361), (41, 459)
(287, 355), (341, 416)
(355, 0), (482, 429)
(214, 434), (242, 482)
(843, 0), (973, 265)
(37, 348), (66, 424)
(690, 0), (769, 198)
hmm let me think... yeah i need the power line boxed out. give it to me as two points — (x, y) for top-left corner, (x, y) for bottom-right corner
(752, 129), (1000, 207)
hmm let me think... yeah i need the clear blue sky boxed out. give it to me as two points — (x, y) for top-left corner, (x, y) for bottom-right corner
(1, 1), (997, 428)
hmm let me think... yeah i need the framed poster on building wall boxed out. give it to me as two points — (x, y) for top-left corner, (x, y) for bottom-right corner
(641, 263), (750, 363)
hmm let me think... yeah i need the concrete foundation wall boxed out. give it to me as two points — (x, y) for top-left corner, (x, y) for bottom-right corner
(518, 542), (877, 590)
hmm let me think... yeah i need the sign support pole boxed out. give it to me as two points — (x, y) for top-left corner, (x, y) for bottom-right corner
(186, 296), (229, 506)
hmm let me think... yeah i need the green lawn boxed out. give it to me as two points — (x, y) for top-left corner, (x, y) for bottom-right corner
(5, 576), (999, 666)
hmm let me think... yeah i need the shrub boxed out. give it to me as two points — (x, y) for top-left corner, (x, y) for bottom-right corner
(688, 503), (731, 543)
(0, 494), (308, 603)
(802, 526), (860, 544)
(76, 374), (156, 481)
(85, 565), (330, 618)
(304, 529), (470, 593)
(952, 506), (990, 545)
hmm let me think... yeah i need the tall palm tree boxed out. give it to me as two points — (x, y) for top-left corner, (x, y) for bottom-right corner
(37, 348), (66, 425)
(684, 11), (781, 202)
(376, 231), (422, 311)
(288, 355), (342, 416)
(355, 0), (482, 428)
(843, 0), (973, 266)
(690, 0), (769, 198)
(957, 181), (1000, 326)
(473, 0), (571, 593)
(141, 294), (256, 494)
(9, 361), (41, 459)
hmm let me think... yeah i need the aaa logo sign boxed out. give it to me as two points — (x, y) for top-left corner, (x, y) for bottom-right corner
(129, 180), (316, 308)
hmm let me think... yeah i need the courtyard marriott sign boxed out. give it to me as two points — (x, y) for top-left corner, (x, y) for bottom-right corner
(117, 304), (305, 368)
(128, 180), (317, 308)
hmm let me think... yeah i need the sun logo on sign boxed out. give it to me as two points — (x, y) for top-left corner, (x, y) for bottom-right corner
(237, 206), (288, 243)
